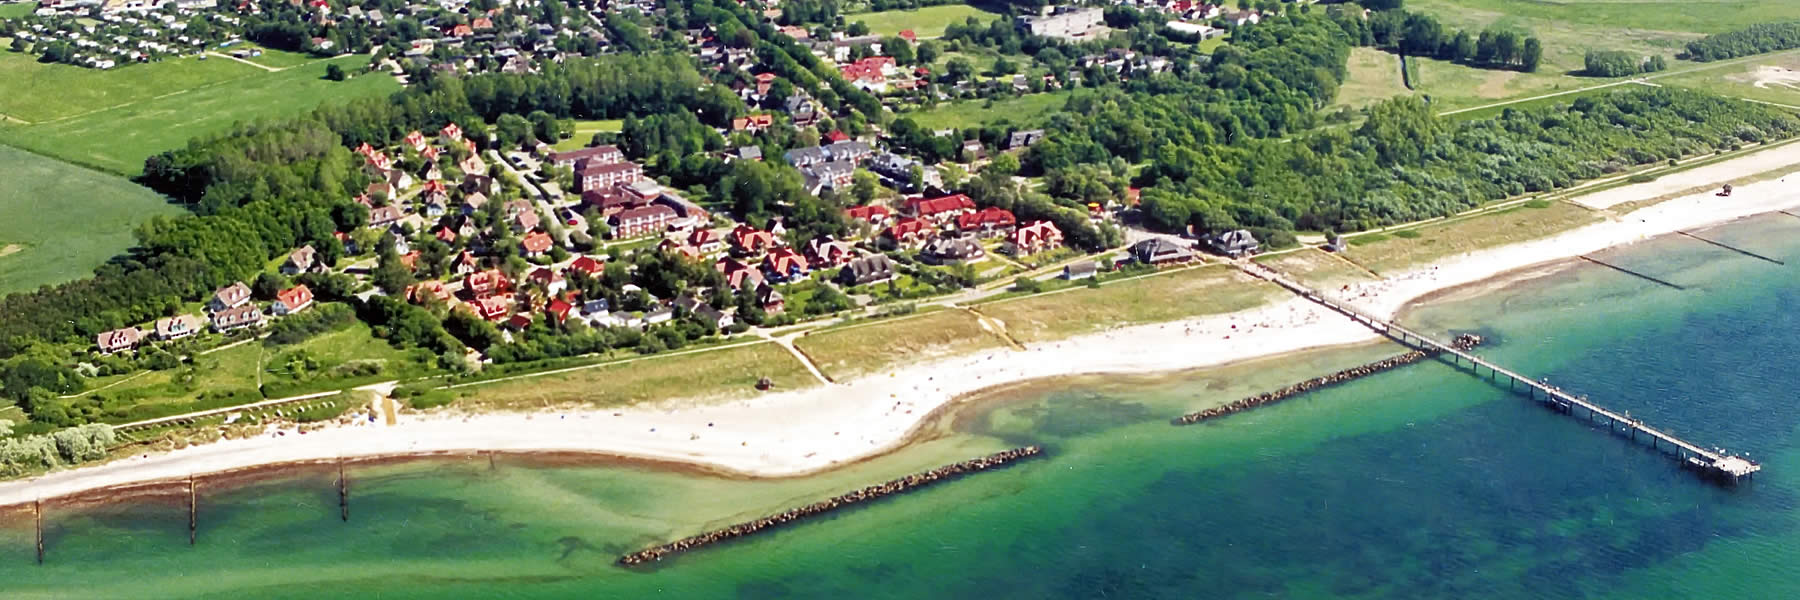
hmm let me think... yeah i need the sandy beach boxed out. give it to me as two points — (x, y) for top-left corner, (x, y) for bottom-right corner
(3, 156), (1799, 506)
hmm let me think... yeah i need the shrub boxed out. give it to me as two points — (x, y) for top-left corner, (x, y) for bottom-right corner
(1392, 229), (1423, 239)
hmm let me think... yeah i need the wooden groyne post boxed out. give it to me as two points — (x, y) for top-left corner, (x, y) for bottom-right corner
(188, 474), (197, 546)
(618, 446), (1046, 566)
(338, 459), (349, 522)
(34, 499), (43, 565)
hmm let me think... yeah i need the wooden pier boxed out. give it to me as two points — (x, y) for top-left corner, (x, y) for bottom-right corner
(1242, 264), (1761, 482)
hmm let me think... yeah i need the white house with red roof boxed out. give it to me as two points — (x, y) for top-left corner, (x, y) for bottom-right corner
(609, 205), (678, 238)
(762, 247), (811, 282)
(716, 257), (765, 290)
(845, 204), (893, 227)
(567, 256), (605, 278)
(521, 230), (555, 257)
(1007, 220), (1064, 255)
(96, 327), (143, 354)
(439, 123), (464, 144)
(687, 228), (725, 254)
(403, 130), (427, 151)
(272, 285), (314, 316)
(730, 224), (776, 255)
(527, 267), (567, 295)
(882, 217), (934, 248)
(806, 236), (855, 267)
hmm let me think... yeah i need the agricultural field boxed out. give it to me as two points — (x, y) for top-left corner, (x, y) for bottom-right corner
(0, 54), (397, 174)
(795, 310), (1004, 380)
(975, 265), (1281, 344)
(1334, 47), (1414, 109)
(0, 51), (260, 123)
(908, 90), (1072, 130)
(0, 144), (183, 295)
(454, 342), (815, 409)
(850, 4), (1002, 39)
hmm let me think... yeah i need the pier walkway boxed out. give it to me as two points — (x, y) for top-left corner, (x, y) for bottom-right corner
(1240, 263), (1761, 482)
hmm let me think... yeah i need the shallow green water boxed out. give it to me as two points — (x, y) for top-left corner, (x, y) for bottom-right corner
(5, 215), (1800, 599)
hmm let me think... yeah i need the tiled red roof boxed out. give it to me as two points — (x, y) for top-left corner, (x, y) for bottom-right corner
(956, 206), (1016, 230)
(906, 194), (976, 217)
(567, 256), (604, 276)
(846, 204), (892, 222)
(522, 231), (554, 254)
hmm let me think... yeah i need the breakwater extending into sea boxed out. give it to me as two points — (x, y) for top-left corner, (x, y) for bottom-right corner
(618, 446), (1046, 566)
(1173, 334), (1483, 426)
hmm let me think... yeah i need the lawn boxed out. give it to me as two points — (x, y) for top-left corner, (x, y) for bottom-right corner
(241, 47), (322, 70)
(453, 342), (815, 409)
(554, 119), (626, 151)
(0, 3), (34, 18)
(0, 54), (397, 174)
(1343, 200), (1600, 274)
(850, 4), (1002, 39)
(909, 90), (1072, 130)
(0, 144), (183, 295)
(975, 265), (1281, 344)
(1335, 47), (1413, 109)
(795, 310), (1004, 380)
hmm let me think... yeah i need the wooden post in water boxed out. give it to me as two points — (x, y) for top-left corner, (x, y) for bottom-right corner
(188, 474), (197, 546)
(338, 459), (349, 522)
(35, 499), (44, 565)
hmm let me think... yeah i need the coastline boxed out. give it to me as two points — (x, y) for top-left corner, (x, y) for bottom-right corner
(4, 165), (1799, 507)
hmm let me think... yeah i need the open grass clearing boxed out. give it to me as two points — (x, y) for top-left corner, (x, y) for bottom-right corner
(0, 3), (35, 18)
(454, 342), (814, 410)
(1659, 53), (1800, 107)
(1344, 201), (1600, 274)
(1254, 249), (1378, 289)
(908, 90), (1071, 130)
(554, 119), (626, 151)
(1335, 47), (1414, 109)
(0, 54), (398, 174)
(975, 265), (1281, 344)
(0, 144), (183, 295)
(850, 4), (1001, 39)
(795, 309), (1003, 380)
(241, 47), (323, 70)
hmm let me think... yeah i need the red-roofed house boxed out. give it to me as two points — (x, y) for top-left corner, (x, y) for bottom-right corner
(355, 142), (377, 158)
(272, 285), (314, 315)
(688, 228), (725, 254)
(567, 256), (605, 278)
(845, 204), (893, 227)
(472, 296), (512, 321)
(762, 247), (811, 282)
(433, 224), (458, 243)
(446, 23), (473, 37)
(899, 29), (917, 43)
(825, 130), (850, 143)
(882, 217), (934, 248)
(521, 230), (555, 257)
(369, 205), (403, 228)
(754, 72), (776, 96)
(403, 130), (427, 151)
(956, 206), (1017, 237)
(440, 123), (464, 143)
(1008, 220), (1064, 255)
(527, 267), (567, 295)
(659, 239), (702, 260)
(716, 257), (764, 290)
(545, 299), (574, 322)
(840, 56), (897, 91)
(409, 280), (454, 305)
(905, 194), (976, 223)
(806, 236), (855, 267)
(471, 17), (494, 30)
(506, 313), (535, 330)
(730, 224), (776, 255)
(466, 269), (512, 298)
(96, 327), (143, 355)
(732, 114), (776, 132)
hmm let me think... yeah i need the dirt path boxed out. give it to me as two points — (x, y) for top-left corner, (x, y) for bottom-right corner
(205, 52), (279, 72)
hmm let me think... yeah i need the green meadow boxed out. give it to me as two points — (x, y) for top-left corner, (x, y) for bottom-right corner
(0, 145), (182, 295)
(0, 53), (397, 174)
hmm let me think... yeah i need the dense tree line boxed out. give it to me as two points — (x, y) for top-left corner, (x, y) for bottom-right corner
(1684, 21), (1800, 62)
(1136, 88), (1800, 236)
(1583, 50), (1667, 77)
(1361, 8), (1542, 72)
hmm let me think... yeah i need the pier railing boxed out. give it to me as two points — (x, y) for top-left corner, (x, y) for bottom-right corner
(1241, 264), (1760, 482)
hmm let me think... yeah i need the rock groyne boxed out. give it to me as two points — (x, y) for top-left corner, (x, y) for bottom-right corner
(1173, 334), (1483, 426)
(618, 446), (1045, 566)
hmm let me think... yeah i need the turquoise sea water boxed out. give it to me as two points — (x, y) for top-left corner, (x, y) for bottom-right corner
(4, 215), (1800, 599)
